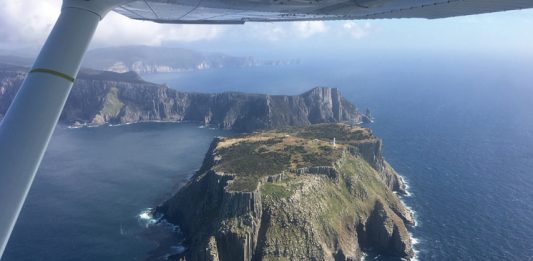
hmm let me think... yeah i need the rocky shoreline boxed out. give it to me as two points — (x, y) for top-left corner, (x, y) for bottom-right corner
(0, 66), (368, 133)
(156, 124), (415, 261)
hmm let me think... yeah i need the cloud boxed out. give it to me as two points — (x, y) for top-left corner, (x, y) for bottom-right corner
(342, 21), (373, 39)
(94, 12), (228, 47)
(0, 0), (227, 50)
(241, 21), (328, 43)
(292, 21), (328, 38)
(0, 0), (60, 48)
(0, 0), (370, 54)
(240, 23), (287, 42)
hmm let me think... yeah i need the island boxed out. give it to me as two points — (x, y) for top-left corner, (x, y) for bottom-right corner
(156, 123), (414, 261)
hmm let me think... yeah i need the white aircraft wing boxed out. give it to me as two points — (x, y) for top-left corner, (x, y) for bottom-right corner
(113, 0), (533, 24)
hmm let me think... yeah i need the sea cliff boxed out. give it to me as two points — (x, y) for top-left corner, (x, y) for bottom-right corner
(157, 124), (414, 260)
(0, 66), (364, 132)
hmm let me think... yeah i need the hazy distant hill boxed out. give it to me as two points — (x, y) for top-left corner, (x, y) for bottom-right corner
(0, 66), (361, 132)
(0, 46), (300, 74)
(83, 46), (299, 74)
(0, 55), (34, 67)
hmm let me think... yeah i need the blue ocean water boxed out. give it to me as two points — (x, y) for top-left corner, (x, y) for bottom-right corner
(4, 53), (533, 260)
(2, 123), (233, 260)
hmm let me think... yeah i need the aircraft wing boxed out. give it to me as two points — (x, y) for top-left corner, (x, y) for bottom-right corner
(113, 0), (533, 24)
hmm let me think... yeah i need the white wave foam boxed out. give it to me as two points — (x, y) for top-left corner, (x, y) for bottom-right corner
(119, 224), (126, 236)
(172, 245), (187, 254)
(409, 232), (421, 261)
(137, 208), (160, 228)
(395, 174), (419, 227)
(396, 173), (423, 260)
(404, 203), (419, 228)
(400, 176), (414, 198)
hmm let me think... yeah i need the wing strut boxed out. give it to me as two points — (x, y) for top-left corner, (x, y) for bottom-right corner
(0, 1), (119, 257)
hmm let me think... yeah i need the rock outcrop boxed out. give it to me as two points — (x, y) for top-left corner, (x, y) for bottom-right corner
(0, 66), (362, 132)
(157, 124), (414, 261)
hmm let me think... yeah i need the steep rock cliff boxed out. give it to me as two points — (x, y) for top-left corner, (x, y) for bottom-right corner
(158, 124), (414, 261)
(0, 67), (362, 132)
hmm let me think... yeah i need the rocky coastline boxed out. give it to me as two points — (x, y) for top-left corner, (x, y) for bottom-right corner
(0, 66), (367, 132)
(0, 63), (414, 260)
(157, 124), (415, 261)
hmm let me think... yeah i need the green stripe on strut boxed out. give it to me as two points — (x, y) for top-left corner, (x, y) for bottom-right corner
(29, 68), (75, 82)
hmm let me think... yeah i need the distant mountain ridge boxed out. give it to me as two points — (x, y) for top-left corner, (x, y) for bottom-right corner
(0, 46), (300, 74)
(0, 66), (364, 132)
(83, 46), (300, 74)
(0, 55), (34, 68)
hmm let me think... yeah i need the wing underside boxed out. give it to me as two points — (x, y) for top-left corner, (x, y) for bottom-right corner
(113, 0), (533, 24)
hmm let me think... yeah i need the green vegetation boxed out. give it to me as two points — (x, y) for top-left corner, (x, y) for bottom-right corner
(218, 140), (289, 176)
(216, 124), (377, 191)
(217, 137), (342, 191)
(257, 153), (405, 259)
(261, 183), (292, 200)
(100, 87), (124, 117)
(282, 123), (374, 144)
(228, 176), (263, 191)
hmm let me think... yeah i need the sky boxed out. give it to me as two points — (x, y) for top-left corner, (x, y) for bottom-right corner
(1, 0), (533, 59)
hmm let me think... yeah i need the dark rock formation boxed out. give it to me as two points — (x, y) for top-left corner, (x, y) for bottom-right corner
(362, 108), (374, 123)
(359, 201), (412, 257)
(158, 124), (414, 261)
(0, 67), (362, 132)
(347, 139), (406, 193)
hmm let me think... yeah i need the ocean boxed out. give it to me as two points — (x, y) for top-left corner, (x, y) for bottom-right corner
(4, 53), (533, 260)
(2, 123), (234, 260)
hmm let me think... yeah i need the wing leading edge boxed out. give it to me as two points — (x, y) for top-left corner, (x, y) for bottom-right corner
(113, 0), (533, 24)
